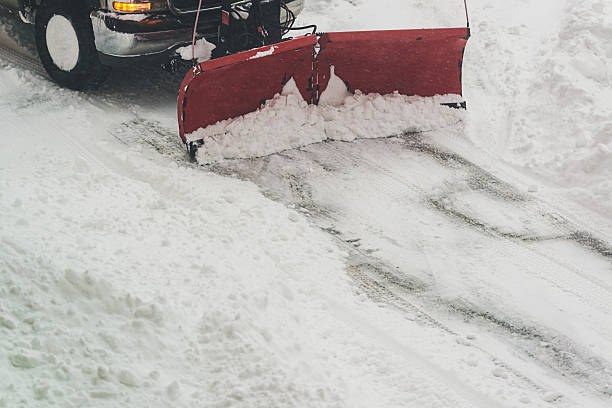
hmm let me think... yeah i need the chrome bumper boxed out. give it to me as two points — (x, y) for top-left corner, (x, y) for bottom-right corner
(91, 12), (193, 57)
(91, 0), (306, 58)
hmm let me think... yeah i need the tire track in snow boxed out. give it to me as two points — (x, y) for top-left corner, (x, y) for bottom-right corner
(327, 139), (612, 401)
(321, 293), (508, 408)
(333, 227), (611, 405)
(351, 136), (612, 397)
(344, 259), (559, 401)
(208, 141), (550, 406)
(430, 195), (612, 314)
(208, 135), (612, 405)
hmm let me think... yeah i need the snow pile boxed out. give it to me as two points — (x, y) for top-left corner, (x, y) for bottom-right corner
(188, 74), (464, 164)
(188, 78), (325, 162)
(317, 66), (351, 107)
(508, 0), (612, 216)
(176, 38), (216, 63)
(0, 65), (486, 408)
(462, 0), (612, 218)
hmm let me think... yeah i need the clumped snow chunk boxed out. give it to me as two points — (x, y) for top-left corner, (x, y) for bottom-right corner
(318, 66), (351, 107)
(176, 38), (216, 63)
(189, 78), (326, 162)
(188, 75), (464, 163)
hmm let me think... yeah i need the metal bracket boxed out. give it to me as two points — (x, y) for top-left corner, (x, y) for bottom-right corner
(18, 0), (35, 24)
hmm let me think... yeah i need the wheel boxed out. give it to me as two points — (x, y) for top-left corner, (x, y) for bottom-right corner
(34, 0), (109, 90)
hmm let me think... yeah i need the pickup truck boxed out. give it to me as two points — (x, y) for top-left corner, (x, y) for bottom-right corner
(0, 0), (304, 89)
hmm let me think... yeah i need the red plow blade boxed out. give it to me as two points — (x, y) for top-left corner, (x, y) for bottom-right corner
(178, 27), (470, 144)
(317, 28), (469, 99)
(178, 35), (318, 142)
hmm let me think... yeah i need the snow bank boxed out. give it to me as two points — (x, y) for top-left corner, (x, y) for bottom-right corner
(521, 0), (612, 217)
(188, 75), (464, 164)
(462, 0), (612, 218)
(0, 64), (350, 407)
(0, 67), (352, 406)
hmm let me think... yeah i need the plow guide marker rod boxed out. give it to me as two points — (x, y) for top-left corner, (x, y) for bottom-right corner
(178, 28), (470, 143)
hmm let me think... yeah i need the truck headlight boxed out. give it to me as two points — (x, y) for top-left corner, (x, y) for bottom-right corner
(112, 1), (152, 12)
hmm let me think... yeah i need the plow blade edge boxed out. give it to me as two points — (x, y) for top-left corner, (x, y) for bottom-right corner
(178, 35), (317, 143)
(178, 28), (470, 143)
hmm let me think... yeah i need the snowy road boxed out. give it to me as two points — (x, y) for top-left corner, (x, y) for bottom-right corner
(2, 1), (612, 407)
(210, 133), (612, 406)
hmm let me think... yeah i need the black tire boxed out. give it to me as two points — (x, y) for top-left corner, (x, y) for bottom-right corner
(34, 0), (109, 90)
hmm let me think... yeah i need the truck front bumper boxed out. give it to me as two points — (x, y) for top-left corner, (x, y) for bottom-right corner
(91, 11), (194, 57)
(91, 0), (306, 57)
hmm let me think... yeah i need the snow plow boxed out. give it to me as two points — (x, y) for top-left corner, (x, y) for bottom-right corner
(177, 0), (471, 158)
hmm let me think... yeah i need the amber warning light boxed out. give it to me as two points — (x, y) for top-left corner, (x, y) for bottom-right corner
(113, 1), (151, 12)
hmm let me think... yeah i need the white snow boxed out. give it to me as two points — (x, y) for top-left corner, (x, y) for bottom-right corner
(248, 45), (277, 60)
(1, 1), (612, 407)
(0, 67), (353, 407)
(176, 38), (216, 63)
(296, 0), (612, 223)
(457, 0), (612, 219)
(317, 66), (351, 107)
(188, 76), (464, 163)
(0, 64), (515, 408)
